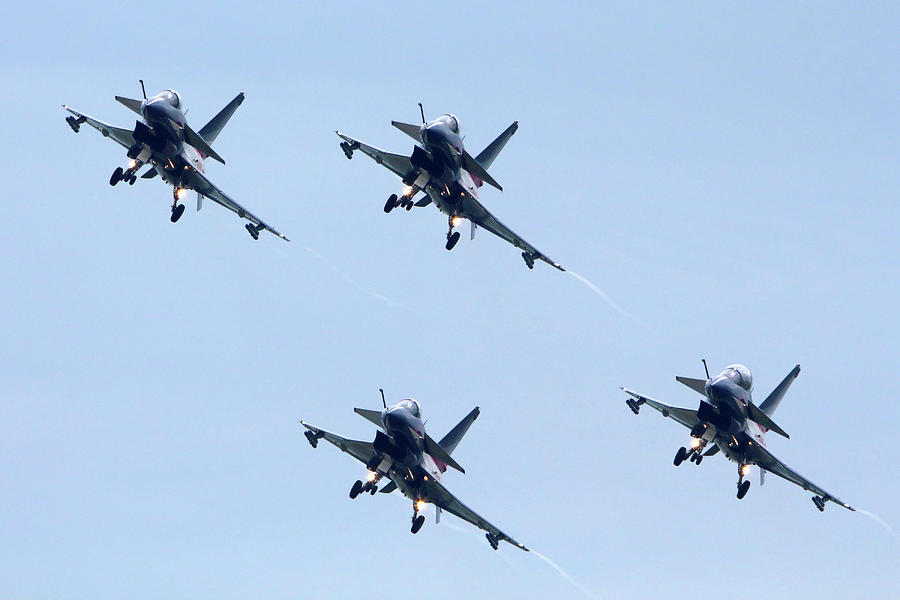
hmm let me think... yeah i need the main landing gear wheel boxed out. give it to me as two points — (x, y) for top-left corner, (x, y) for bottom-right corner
(340, 141), (354, 159)
(445, 231), (460, 251)
(674, 446), (688, 466)
(626, 398), (641, 414)
(369, 485), (378, 495)
(170, 203), (186, 223)
(128, 175), (137, 185)
(110, 167), (124, 186)
(349, 480), (363, 499)
(812, 496), (826, 512)
(384, 194), (398, 213)
(411, 515), (425, 534)
(694, 454), (703, 465)
(737, 479), (751, 499)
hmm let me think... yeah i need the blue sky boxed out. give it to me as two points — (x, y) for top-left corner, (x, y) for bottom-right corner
(2, 2), (898, 598)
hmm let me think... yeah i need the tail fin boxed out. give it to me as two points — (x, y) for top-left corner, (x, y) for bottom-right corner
(759, 365), (801, 416)
(198, 92), (245, 144)
(438, 407), (480, 455)
(475, 121), (518, 170)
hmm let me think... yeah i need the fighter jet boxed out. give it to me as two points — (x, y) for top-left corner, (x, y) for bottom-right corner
(63, 82), (288, 240)
(336, 106), (564, 270)
(622, 362), (854, 511)
(301, 391), (528, 551)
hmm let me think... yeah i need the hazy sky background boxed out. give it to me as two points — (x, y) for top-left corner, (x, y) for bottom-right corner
(2, 2), (898, 598)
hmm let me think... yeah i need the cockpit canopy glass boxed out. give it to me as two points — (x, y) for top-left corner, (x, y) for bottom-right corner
(398, 398), (421, 418)
(435, 114), (460, 134)
(724, 364), (753, 392)
(159, 89), (182, 109)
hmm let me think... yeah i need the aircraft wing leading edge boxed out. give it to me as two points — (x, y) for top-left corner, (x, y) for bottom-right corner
(185, 166), (289, 241)
(460, 195), (564, 271)
(62, 106), (136, 149)
(621, 387), (701, 429)
(300, 422), (378, 466)
(422, 476), (529, 552)
(748, 442), (854, 511)
(335, 132), (412, 178)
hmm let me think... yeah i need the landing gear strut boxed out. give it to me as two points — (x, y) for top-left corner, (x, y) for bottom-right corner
(737, 464), (751, 499)
(171, 188), (186, 223)
(411, 501), (425, 534)
(445, 216), (460, 251)
(350, 479), (363, 499)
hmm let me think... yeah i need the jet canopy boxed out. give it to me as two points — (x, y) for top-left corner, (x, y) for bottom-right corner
(159, 89), (182, 109)
(397, 398), (421, 418)
(435, 114), (460, 134)
(723, 364), (753, 392)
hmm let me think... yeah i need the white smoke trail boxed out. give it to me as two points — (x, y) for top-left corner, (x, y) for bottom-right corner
(440, 519), (520, 571)
(441, 516), (598, 598)
(530, 549), (600, 600)
(856, 507), (898, 540)
(567, 269), (654, 333)
(301, 244), (408, 310)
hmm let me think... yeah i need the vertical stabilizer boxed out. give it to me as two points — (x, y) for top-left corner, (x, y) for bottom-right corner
(438, 407), (480, 455)
(759, 365), (801, 416)
(198, 92), (245, 144)
(474, 121), (518, 170)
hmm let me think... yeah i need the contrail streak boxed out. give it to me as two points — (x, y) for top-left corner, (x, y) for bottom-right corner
(301, 244), (408, 310)
(440, 516), (597, 597)
(856, 507), (898, 540)
(567, 269), (653, 333)
(530, 549), (600, 600)
(441, 520), (520, 570)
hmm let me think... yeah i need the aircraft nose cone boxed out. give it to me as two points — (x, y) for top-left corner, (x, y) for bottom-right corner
(384, 410), (407, 433)
(143, 100), (181, 128)
(705, 378), (729, 401)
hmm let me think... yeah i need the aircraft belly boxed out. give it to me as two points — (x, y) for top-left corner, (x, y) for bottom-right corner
(389, 469), (420, 500)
